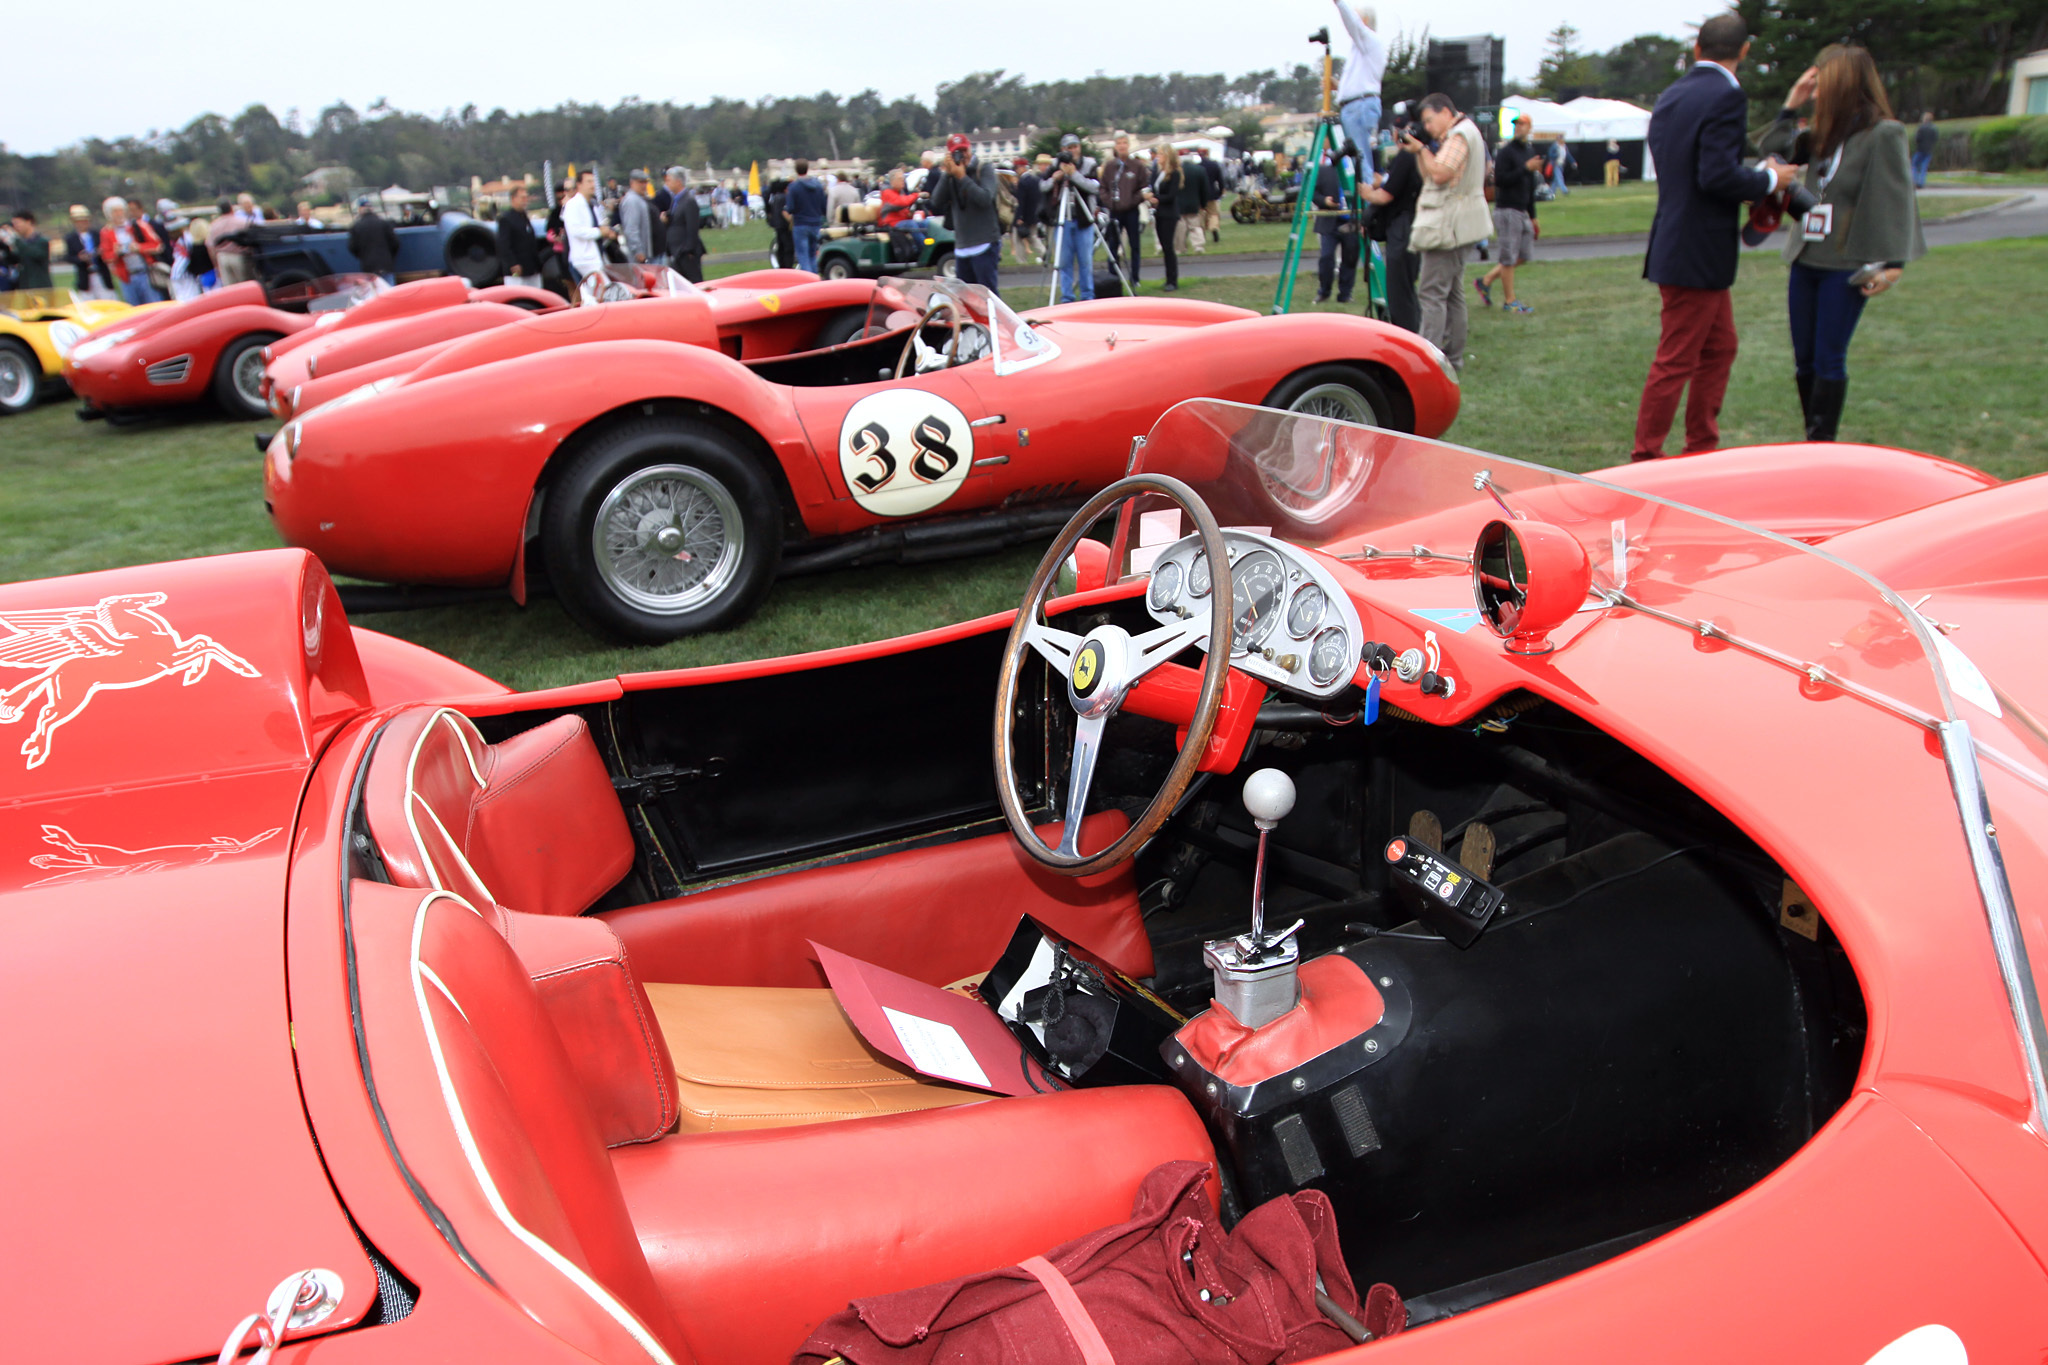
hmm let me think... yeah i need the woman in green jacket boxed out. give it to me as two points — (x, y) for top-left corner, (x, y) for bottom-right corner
(1761, 44), (1924, 441)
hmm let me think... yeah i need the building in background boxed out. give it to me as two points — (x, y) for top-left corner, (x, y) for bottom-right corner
(2010, 49), (2048, 115)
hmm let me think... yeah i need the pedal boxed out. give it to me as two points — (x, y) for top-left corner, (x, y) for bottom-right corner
(1407, 809), (1442, 850)
(1459, 820), (1496, 881)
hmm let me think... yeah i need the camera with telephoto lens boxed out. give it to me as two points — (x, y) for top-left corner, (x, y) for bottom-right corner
(1057, 151), (1076, 167)
(1784, 181), (1819, 219)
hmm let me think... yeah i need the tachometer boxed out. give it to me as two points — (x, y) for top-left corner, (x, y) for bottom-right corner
(1287, 583), (1326, 638)
(1229, 550), (1286, 654)
(1309, 626), (1351, 686)
(1188, 550), (1212, 598)
(1148, 560), (1183, 612)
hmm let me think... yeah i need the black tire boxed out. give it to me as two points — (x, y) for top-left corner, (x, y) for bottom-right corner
(212, 332), (282, 419)
(1262, 363), (1400, 431)
(811, 306), (883, 349)
(0, 338), (40, 416)
(542, 418), (783, 643)
(444, 222), (503, 286)
(818, 253), (857, 281)
(931, 251), (958, 280)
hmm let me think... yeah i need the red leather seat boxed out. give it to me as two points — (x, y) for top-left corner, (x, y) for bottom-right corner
(361, 707), (1160, 1132)
(353, 878), (1217, 1365)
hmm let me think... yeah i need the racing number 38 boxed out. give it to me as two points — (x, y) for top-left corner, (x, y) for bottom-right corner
(837, 391), (975, 518)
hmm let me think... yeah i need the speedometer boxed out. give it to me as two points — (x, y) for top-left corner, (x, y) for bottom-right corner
(1188, 550), (1212, 598)
(1229, 550), (1286, 654)
(1287, 583), (1326, 638)
(1148, 560), (1183, 612)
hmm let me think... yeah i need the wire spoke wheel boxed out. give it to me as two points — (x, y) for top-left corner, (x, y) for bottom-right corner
(591, 463), (746, 615)
(233, 346), (267, 410)
(0, 347), (34, 410)
(1286, 381), (1375, 425)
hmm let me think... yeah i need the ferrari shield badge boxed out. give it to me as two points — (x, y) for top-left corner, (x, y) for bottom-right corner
(838, 391), (974, 518)
(0, 592), (260, 769)
(1071, 641), (1104, 697)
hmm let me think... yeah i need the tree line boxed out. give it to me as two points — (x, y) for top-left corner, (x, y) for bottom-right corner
(2, 0), (2033, 218)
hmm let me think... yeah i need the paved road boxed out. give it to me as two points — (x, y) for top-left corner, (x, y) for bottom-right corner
(1065, 187), (2048, 282)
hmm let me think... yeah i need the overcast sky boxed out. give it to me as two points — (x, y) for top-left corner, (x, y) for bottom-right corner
(8, 0), (1719, 154)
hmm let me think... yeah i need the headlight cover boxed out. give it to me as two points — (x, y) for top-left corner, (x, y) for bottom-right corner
(68, 327), (136, 364)
(47, 321), (88, 358)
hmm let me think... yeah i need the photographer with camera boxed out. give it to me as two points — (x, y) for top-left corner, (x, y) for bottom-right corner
(1331, 2), (1388, 174)
(1403, 94), (1490, 371)
(1047, 132), (1101, 303)
(929, 133), (1002, 290)
(1758, 46), (1924, 442)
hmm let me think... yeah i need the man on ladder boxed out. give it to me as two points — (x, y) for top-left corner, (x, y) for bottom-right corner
(1274, 25), (1387, 318)
(1332, 1), (1388, 175)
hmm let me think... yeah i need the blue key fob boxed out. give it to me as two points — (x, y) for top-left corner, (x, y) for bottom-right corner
(1362, 673), (1381, 725)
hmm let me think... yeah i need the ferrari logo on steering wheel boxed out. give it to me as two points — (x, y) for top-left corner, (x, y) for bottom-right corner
(1071, 641), (1103, 696)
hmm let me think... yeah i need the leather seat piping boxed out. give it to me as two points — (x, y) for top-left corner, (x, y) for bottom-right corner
(403, 708), (498, 904)
(407, 887), (676, 1365)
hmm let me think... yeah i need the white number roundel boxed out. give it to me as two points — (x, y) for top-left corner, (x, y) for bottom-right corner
(836, 390), (974, 518)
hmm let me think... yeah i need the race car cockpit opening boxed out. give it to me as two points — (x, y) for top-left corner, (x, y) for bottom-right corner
(340, 402), (1885, 1354)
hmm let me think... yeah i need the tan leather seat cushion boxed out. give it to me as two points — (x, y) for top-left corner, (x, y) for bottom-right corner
(644, 983), (986, 1133)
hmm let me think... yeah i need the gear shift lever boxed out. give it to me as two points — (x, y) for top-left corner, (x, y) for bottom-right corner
(1203, 769), (1307, 1028)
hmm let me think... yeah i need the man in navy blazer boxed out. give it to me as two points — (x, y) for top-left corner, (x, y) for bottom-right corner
(1631, 12), (1795, 459)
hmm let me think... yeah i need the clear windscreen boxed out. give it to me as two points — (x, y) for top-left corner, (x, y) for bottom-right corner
(271, 273), (388, 314)
(859, 277), (1055, 374)
(1119, 399), (1964, 733)
(579, 263), (702, 305)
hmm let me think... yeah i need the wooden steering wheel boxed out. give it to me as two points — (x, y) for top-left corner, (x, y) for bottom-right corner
(893, 298), (962, 379)
(994, 475), (1235, 876)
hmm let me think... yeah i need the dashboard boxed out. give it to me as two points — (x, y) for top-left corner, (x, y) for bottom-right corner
(1142, 530), (1364, 700)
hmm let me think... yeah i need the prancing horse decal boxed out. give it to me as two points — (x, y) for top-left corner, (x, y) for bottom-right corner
(837, 390), (974, 518)
(0, 592), (261, 769)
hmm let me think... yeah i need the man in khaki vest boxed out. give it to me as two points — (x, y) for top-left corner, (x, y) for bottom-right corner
(1402, 93), (1492, 370)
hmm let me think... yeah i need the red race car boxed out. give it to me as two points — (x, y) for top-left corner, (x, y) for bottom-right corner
(5, 402), (2045, 1365)
(265, 277), (1464, 641)
(65, 273), (559, 421)
(265, 268), (888, 421)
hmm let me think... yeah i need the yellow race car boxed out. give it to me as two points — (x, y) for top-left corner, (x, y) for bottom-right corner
(0, 289), (162, 416)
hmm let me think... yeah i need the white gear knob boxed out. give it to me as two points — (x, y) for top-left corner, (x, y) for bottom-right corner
(1243, 768), (1296, 830)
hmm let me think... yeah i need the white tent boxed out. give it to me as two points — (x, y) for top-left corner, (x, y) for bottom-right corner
(1504, 97), (1657, 182)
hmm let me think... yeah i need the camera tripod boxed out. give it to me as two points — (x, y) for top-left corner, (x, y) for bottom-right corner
(1272, 26), (1388, 320)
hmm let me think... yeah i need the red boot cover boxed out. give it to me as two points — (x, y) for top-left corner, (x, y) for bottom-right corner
(792, 1159), (1367, 1365)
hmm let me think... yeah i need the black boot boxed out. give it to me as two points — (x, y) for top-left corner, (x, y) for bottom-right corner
(1806, 377), (1846, 442)
(1795, 371), (1814, 428)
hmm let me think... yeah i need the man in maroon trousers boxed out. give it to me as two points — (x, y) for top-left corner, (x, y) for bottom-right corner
(1631, 12), (1796, 460)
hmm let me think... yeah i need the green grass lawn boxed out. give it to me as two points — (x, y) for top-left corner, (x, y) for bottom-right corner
(5, 237), (2042, 690)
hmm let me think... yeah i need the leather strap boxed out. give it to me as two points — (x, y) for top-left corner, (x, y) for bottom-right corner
(1019, 1256), (1116, 1365)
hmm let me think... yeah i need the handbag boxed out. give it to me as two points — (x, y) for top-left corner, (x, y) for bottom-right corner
(795, 1160), (1406, 1365)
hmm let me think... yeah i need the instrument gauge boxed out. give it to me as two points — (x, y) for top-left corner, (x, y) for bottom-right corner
(1187, 550), (1212, 598)
(1228, 550), (1287, 655)
(1286, 583), (1327, 638)
(1148, 560), (1183, 612)
(1309, 626), (1351, 686)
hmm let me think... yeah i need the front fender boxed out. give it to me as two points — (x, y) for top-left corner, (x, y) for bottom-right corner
(67, 303), (305, 406)
(1215, 310), (1462, 437)
(270, 340), (816, 587)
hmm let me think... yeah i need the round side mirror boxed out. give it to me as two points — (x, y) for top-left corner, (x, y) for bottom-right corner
(1472, 519), (1592, 656)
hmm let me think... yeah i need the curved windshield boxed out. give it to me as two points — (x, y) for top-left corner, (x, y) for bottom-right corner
(272, 273), (389, 315)
(859, 277), (1057, 376)
(1116, 399), (1966, 734)
(579, 263), (702, 305)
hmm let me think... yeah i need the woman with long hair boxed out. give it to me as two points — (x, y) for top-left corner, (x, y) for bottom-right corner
(1761, 44), (1924, 441)
(1148, 144), (1185, 292)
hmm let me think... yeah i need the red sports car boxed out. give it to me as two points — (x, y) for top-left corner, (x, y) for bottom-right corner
(264, 277), (1464, 641)
(65, 273), (559, 421)
(265, 268), (889, 421)
(5, 402), (2044, 1365)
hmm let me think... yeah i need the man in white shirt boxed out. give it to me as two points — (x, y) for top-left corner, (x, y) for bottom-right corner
(563, 170), (615, 281)
(1333, 1), (1388, 171)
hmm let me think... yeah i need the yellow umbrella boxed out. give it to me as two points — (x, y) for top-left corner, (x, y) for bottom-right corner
(748, 162), (761, 198)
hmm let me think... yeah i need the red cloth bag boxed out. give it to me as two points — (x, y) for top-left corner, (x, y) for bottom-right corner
(793, 1160), (1402, 1365)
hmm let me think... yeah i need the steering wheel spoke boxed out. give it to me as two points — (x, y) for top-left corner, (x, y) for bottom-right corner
(1056, 713), (1107, 857)
(1023, 620), (1084, 672)
(1127, 616), (1209, 681)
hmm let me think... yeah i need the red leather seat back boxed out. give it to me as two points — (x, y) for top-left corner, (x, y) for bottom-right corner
(366, 707), (634, 917)
(601, 812), (1155, 989)
(350, 881), (694, 1364)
